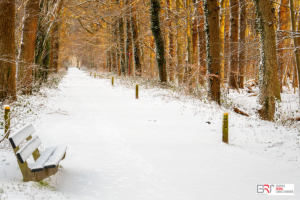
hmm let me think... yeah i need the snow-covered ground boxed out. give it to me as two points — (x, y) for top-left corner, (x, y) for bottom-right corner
(0, 67), (299, 199)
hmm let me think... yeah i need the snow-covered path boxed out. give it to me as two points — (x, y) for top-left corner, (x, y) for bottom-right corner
(1, 68), (299, 199)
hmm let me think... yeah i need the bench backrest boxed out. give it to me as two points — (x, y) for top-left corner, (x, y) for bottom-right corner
(9, 124), (41, 164)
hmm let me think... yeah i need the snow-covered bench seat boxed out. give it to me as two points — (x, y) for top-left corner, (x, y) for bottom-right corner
(8, 123), (67, 182)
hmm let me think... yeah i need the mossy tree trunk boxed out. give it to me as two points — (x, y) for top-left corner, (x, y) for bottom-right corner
(0, 0), (17, 101)
(35, 0), (51, 82)
(50, 0), (63, 73)
(150, 0), (167, 82)
(254, 0), (278, 121)
(204, 0), (221, 104)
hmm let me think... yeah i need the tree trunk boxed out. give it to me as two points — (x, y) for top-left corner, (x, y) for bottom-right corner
(17, 0), (40, 94)
(219, 0), (225, 83)
(125, 0), (133, 75)
(107, 51), (112, 72)
(167, 0), (175, 82)
(50, 0), (63, 73)
(277, 0), (289, 92)
(189, 0), (197, 87)
(131, 6), (142, 76)
(290, 0), (300, 101)
(119, 17), (126, 75)
(186, 0), (193, 85)
(176, 0), (184, 83)
(228, 0), (238, 90)
(0, 0), (17, 101)
(150, 0), (167, 82)
(112, 47), (117, 72)
(52, 24), (60, 73)
(254, 0), (278, 121)
(224, 0), (229, 81)
(198, 0), (206, 85)
(204, 0), (220, 104)
(238, 0), (246, 89)
(150, 35), (155, 78)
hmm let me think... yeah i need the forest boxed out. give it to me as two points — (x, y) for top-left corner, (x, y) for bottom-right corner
(1, 0), (300, 121)
(0, 0), (299, 199)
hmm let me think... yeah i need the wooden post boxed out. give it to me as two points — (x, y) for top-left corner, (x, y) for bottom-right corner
(112, 77), (114, 85)
(222, 113), (228, 144)
(4, 105), (10, 138)
(94, 73), (96, 78)
(90, 72), (92, 77)
(136, 84), (139, 99)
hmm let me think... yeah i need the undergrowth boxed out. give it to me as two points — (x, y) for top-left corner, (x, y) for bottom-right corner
(0, 70), (67, 138)
(86, 67), (300, 129)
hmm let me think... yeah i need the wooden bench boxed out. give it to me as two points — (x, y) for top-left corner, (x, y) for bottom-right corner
(8, 123), (67, 182)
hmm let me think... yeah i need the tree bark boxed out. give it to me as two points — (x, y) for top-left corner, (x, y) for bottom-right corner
(0, 0), (17, 101)
(254, 0), (278, 121)
(118, 17), (126, 75)
(204, 0), (220, 104)
(228, 0), (239, 90)
(277, 0), (289, 92)
(167, 0), (175, 82)
(238, 0), (246, 89)
(131, 6), (142, 76)
(150, 35), (155, 78)
(224, 0), (229, 81)
(219, 0), (225, 83)
(290, 0), (300, 101)
(18, 0), (40, 94)
(185, 0), (193, 84)
(50, 0), (63, 73)
(198, 0), (206, 85)
(150, 0), (167, 82)
(176, 0), (184, 83)
(125, 0), (133, 75)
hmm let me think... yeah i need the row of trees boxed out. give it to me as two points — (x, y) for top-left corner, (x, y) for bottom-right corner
(65, 0), (300, 121)
(1, 0), (300, 121)
(0, 0), (65, 102)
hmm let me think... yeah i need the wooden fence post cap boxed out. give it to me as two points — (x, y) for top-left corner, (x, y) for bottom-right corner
(4, 105), (10, 109)
(224, 113), (228, 116)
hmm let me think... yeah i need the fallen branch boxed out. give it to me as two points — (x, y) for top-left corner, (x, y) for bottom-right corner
(287, 117), (300, 121)
(248, 93), (258, 97)
(233, 107), (250, 117)
(245, 85), (255, 93)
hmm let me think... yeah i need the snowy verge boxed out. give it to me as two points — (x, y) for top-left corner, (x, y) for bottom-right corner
(90, 70), (300, 167)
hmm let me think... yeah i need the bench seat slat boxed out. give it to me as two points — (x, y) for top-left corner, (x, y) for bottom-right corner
(16, 136), (41, 164)
(30, 147), (56, 172)
(44, 145), (67, 169)
(9, 124), (35, 148)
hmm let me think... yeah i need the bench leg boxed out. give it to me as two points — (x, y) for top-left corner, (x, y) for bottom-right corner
(13, 146), (58, 182)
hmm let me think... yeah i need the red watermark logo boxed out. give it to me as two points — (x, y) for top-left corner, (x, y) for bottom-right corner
(257, 184), (294, 195)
